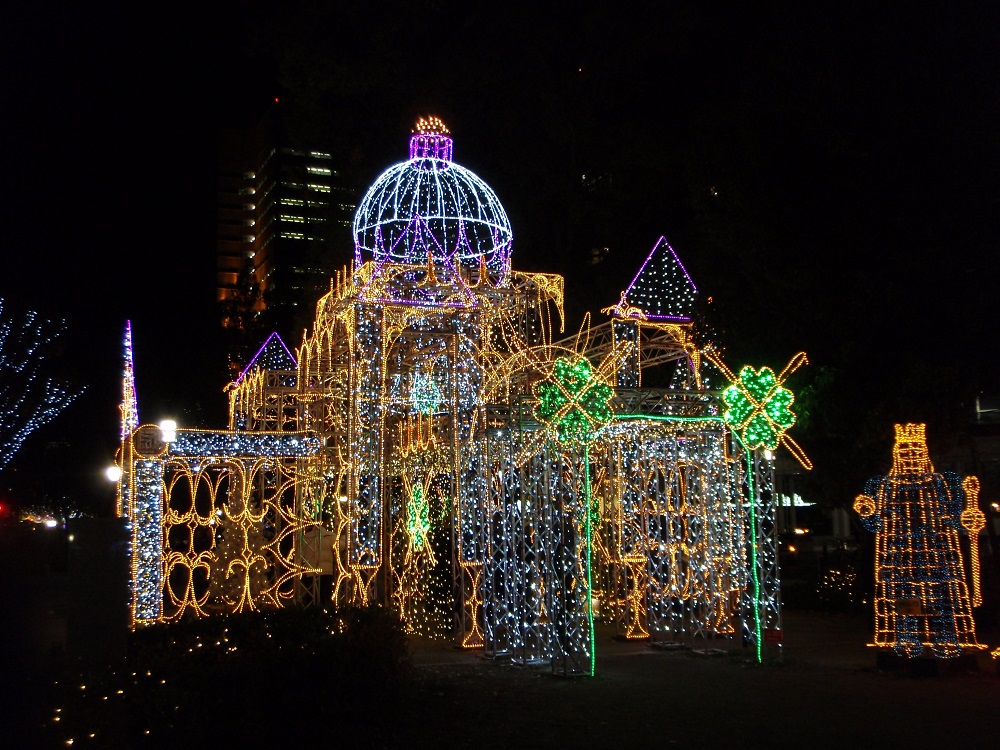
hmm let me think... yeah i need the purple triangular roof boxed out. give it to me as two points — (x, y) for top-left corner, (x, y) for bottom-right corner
(622, 236), (698, 321)
(236, 332), (297, 383)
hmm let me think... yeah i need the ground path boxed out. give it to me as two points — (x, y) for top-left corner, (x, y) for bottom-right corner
(395, 611), (999, 749)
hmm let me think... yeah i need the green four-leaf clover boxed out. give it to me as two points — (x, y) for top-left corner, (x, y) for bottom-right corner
(534, 356), (614, 444)
(722, 365), (797, 450)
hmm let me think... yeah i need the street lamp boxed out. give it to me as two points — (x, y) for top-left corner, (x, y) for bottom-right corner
(160, 419), (177, 443)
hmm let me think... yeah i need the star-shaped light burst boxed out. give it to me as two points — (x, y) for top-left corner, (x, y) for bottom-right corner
(706, 350), (812, 470)
(534, 355), (614, 444)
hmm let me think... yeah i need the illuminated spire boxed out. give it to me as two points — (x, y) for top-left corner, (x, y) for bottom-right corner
(120, 320), (139, 441)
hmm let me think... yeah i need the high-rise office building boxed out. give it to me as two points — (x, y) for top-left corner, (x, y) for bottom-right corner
(217, 103), (356, 374)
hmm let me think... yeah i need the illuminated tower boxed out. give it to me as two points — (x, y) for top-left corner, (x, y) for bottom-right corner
(854, 423), (985, 657)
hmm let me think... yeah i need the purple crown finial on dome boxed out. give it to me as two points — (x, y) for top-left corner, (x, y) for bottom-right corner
(409, 115), (453, 161)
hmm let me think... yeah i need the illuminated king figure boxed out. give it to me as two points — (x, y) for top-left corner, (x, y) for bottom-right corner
(854, 423), (985, 658)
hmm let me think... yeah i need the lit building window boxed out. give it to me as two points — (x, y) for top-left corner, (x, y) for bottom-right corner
(307, 184), (331, 192)
(306, 166), (332, 175)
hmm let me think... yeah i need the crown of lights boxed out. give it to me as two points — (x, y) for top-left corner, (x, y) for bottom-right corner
(894, 422), (926, 444)
(413, 115), (450, 135)
(352, 117), (513, 273)
(891, 422), (933, 474)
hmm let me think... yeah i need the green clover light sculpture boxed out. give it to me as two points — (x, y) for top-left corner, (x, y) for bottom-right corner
(707, 350), (812, 470)
(534, 355), (614, 444)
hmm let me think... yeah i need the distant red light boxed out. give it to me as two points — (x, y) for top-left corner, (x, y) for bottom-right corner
(274, 97), (280, 103)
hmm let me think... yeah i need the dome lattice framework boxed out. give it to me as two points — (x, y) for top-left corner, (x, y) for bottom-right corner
(352, 117), (513, 274)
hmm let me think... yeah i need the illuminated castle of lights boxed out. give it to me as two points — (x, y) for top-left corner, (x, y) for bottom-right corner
(115, 117), (815, 675)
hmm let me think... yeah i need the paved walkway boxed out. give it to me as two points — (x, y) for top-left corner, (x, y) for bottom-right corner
(398, 610), (999, 749)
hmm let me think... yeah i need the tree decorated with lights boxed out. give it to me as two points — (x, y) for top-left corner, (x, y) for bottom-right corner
(406, 481), (432, 550)
(208, 493), (273, 614)
(0, 299), (83, 472)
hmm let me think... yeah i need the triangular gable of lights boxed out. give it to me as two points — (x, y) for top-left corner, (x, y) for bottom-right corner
(236, 331), (297, 383)
(622, 236), (698, 322)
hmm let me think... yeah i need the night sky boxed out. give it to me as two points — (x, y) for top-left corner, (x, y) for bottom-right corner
(2, 3), (998, 510)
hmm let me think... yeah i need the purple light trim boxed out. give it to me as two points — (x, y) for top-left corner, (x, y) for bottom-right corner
(121, 320), (139, 439)
(409, 133), (454, 161)
(125, 320), (135, 369)
(236, 331), (298, 384)
(624, 236), (698, 296)
(642, 313), (693, 322)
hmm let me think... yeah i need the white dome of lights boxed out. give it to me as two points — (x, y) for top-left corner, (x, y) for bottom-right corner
(352, 117), (513, 273)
